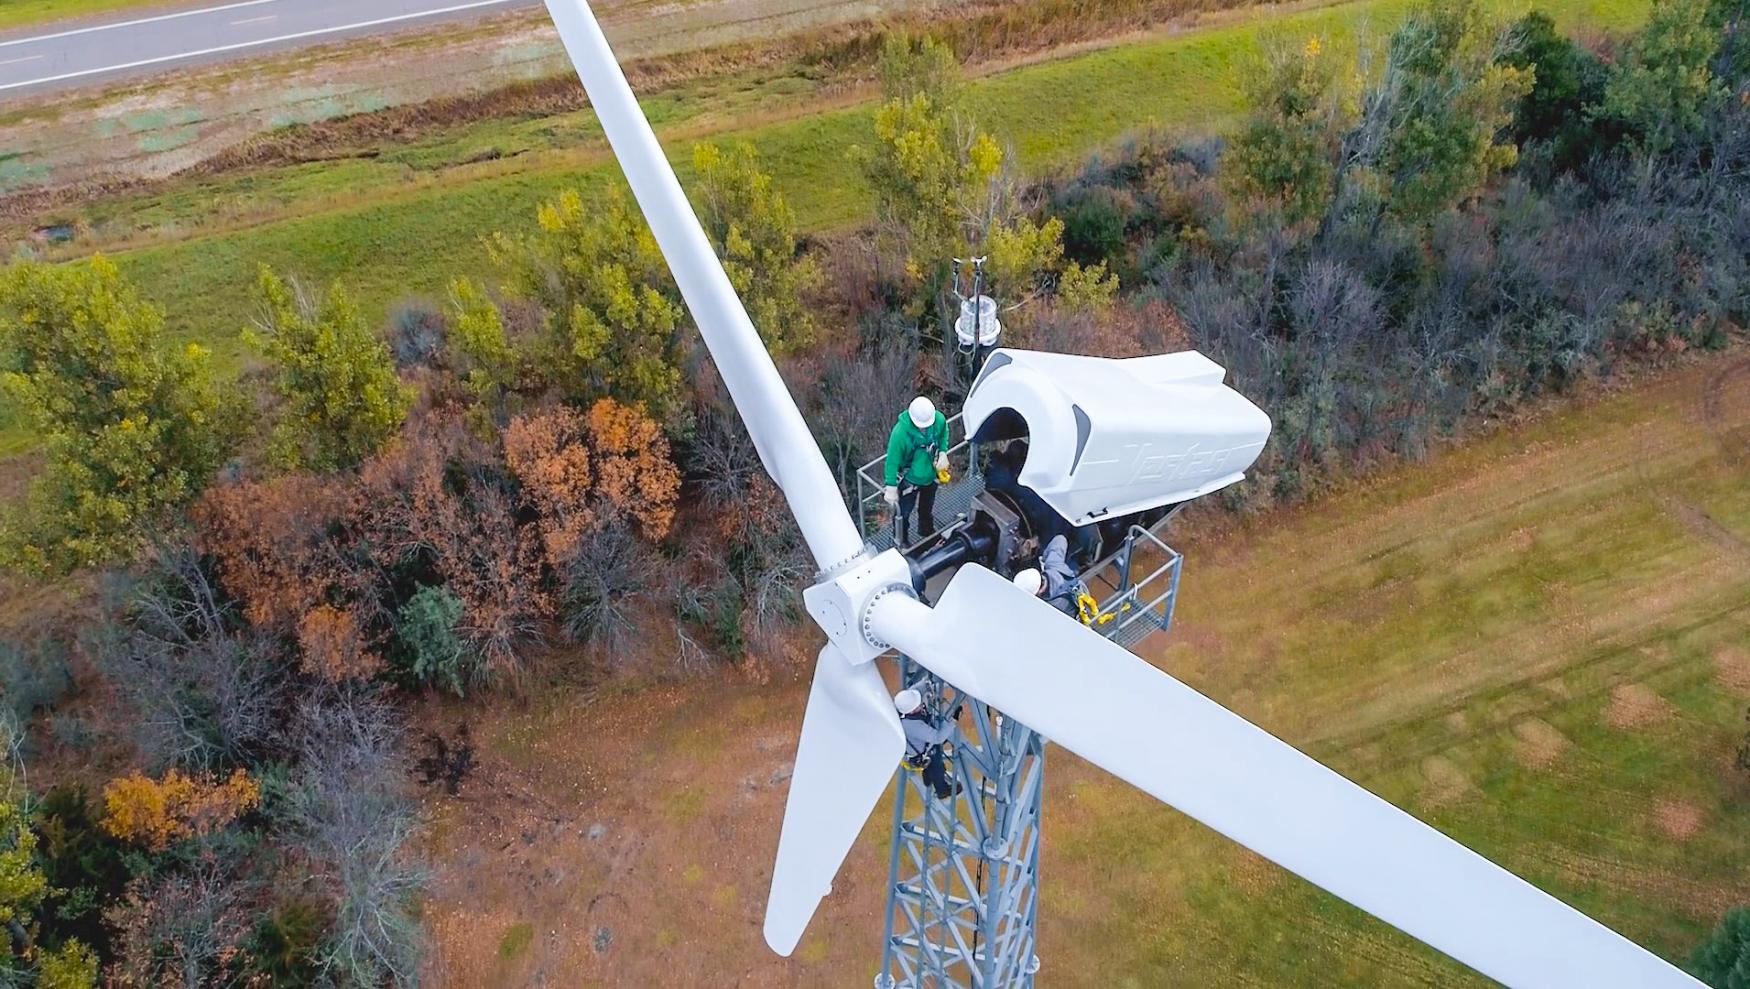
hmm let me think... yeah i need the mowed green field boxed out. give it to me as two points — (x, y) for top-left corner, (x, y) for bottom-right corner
(0, 0), (163, 31)
(416, 356), (1750, 985)
(0, 0), (1651, 454)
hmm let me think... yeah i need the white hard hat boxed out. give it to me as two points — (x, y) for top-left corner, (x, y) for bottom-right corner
(1012, 568), (1043, 596)
(908, 396), (936, 429)
(893, 688), (923, 713)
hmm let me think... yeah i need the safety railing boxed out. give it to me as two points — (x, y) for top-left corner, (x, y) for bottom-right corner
(1078, 523), (1185, 651)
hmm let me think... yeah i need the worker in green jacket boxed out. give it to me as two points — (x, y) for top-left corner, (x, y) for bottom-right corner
(884, 396), (951, 545)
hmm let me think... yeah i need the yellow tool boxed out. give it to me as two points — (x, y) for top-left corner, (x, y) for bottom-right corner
(936, 467), (952, 485)
(1076, 590), (1116, 627)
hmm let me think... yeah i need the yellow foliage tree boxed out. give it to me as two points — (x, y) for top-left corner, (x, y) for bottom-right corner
(101, 770), (260, 851)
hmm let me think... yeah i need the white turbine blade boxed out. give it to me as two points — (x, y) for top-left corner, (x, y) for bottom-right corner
(764, 644), (906, 956)
(868, 565), (1702, 989)
(541, 0), (861, 570)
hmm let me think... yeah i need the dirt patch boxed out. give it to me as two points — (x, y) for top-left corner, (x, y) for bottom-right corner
(1713, 646), (1750, 696)
(1604, 683), (1673, 730)
(1418, 755), (1477, 809)
(1654, 799), (1706, 841)
(1511, 718), (1569, 770)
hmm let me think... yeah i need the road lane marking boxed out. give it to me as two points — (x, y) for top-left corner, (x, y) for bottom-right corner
(0, 0), (525, 92)
(0, 54), (43, 66)
(0, 0), (284, 48)
(229, 14), (279, 25)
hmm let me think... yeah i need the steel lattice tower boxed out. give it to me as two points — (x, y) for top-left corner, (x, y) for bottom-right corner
(875, 528), (1184, 989)
(876, 659), (1045, 989)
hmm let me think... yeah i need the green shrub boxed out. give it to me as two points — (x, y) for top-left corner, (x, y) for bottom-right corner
(394, 585), (480, 697)
(1693, 905), (1750, 988)
(1057, 186), (1131, 267)
(249, 901), (327, 985)
(246, 266), (412, 472)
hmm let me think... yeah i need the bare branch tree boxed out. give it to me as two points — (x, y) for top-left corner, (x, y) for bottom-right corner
(284, 687), (426, 989)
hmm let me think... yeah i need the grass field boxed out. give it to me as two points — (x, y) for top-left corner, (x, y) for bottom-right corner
(0, 0), (1651, 455)
(415, 353), (1750, 986)
(0, 0), (166, 32)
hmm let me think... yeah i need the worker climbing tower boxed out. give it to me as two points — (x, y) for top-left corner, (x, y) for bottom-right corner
(876, 663), (1045, 989)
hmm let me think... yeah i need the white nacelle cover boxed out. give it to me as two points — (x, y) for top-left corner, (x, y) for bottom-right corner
(964, 349), (1272, 525)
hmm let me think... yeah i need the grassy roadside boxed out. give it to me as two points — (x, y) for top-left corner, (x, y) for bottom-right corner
(0, 0), (165, 32)
(0, 0), (1650, 454)
(417, 354), (1750, 985)
(109, 0), (1649, 330)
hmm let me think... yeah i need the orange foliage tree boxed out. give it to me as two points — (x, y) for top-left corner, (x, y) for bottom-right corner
(296, 604), (383, 682)
(503, 399), (680, 565)
(101, 769), (261, 851)
(502, 406), (596, 566)
(584, 398), (680, 541)
(191, 473), (354, 631)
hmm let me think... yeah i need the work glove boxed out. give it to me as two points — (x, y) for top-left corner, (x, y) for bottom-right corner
(935, 452), (950, 472)
(883, 485), (899, 508)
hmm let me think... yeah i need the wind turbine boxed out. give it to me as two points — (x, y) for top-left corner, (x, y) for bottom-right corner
(536, 1), (1705, 984)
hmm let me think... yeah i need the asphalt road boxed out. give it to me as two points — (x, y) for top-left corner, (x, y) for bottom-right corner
(0, 0), (545, 96)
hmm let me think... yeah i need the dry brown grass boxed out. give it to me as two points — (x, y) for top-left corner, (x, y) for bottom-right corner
(1605, 683), (1673, 730)
(1654, 799), (1706, 841)
(1714, 645), (1750, 696)
(1418, 755), (1478, 809)
(1511, 718), (1570, 770)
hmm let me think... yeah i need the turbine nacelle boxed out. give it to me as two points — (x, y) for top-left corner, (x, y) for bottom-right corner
(966, 349), (1271, 525)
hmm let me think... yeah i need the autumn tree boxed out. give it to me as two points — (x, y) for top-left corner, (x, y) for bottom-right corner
(247, 267), (412, 472)
(297, 604), (383, 683)
(357, 418), (548, 675)
(482, 188), (688, 422)
(583, 398), (681, 542)
(692, 141), (822, 356)
(0, 257), (231, 571)
(105, 856), (254, 988)
(192, 472), (355, 632)
(503, 406), (597, 567)
(503, 400), (681, 566)
(101, 769), (261, 851)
